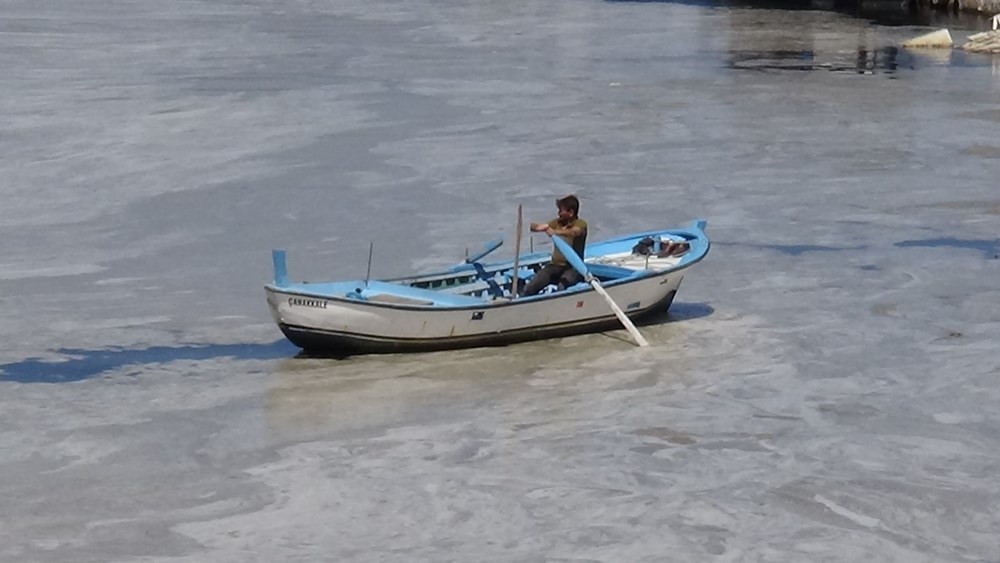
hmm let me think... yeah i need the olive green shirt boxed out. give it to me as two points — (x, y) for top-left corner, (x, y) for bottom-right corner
(548, 218), (588, 265)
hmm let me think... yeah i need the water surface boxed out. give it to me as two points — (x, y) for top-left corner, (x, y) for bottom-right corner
(1, 0), (998, 561)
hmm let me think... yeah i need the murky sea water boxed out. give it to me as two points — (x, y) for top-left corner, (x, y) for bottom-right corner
(1, 0), (998, 561)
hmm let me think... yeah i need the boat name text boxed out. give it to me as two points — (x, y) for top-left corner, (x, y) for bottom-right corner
(288, 297), (327, 309)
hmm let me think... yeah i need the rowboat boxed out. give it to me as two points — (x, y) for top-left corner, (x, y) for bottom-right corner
(265, 220), (709, 355)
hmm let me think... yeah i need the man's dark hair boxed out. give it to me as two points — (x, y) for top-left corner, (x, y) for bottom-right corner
(556, 194), (580, 216)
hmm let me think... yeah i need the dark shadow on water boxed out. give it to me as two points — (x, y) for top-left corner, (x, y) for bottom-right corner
(729, 241), (866, 256)
(895, 238), (1000, 259)
(638, 301), (715, 326)
(294, 350), (352, 361)
(0, 340), (299, 384)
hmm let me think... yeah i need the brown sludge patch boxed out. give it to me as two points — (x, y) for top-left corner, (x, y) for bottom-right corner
(963, 144), (1000, 159)
(957, 109), (1000, 122)
(922, 200), (1000, 215)
(871, 303), (898, 317)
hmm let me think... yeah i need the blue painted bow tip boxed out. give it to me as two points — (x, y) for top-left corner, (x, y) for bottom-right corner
(272, 249), (289, 287)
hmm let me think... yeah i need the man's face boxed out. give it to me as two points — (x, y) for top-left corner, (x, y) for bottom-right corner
(557, 206), (574, 222)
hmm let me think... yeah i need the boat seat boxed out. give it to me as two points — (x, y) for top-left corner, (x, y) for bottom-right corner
(353, 281), (486, 306)
(439, 279), (493, 296)
(585, 263), (637, 281)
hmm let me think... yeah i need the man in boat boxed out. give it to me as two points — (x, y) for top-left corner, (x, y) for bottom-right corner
(522, 194), (588, 296)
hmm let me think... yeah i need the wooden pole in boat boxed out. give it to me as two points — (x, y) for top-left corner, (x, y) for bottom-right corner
(364, 242), (374, 288)
(549, 234), (649, 348)
(511, 204), (523, 299)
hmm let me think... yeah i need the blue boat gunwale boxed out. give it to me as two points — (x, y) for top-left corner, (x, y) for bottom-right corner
(265, 220), (709, 312)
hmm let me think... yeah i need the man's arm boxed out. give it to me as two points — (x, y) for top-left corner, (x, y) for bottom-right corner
(529, 221), (583, 237)
(553, 224), (584, 237)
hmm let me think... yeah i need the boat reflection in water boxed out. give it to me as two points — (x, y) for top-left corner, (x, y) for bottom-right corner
(727, 46), (914, 75)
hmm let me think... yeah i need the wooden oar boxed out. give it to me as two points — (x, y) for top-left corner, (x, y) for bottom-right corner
(453, 233), (506, 297)
(464, 234), (504, 265)
(511, 205), (522, 298)
(549, 234), (650, 348)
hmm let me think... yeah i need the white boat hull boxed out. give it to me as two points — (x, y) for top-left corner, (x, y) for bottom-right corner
(264, 220), (709, 355)
(265, 272), (684, 354)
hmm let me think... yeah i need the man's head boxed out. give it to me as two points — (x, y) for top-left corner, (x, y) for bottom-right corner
(556, 194), (580, 221)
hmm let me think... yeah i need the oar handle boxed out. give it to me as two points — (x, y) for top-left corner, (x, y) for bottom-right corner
(549, 233), (590, 281)
(511, 205), (523, 298)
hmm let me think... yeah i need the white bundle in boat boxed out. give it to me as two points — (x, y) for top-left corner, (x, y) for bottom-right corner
(589, 236), (690, 270)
